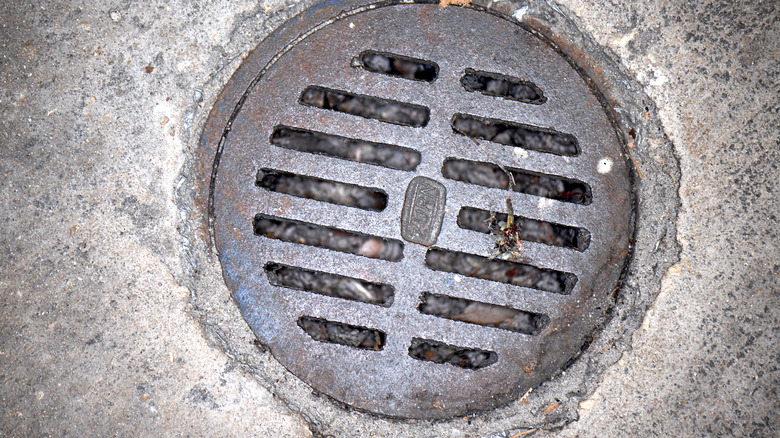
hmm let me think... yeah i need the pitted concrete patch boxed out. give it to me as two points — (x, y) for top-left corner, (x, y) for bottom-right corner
(0, 0), (313, 435)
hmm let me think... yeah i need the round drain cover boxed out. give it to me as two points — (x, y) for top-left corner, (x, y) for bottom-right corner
(205, 0), (633, 419)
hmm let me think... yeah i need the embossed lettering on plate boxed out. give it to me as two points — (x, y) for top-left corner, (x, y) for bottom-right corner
(401, 176), (446, 246)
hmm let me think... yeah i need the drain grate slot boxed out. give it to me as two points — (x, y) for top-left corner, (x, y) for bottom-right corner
(408, 338), (497, 370)
(253, 214), (404, 261)
(256, 168), (388, 211)
(265, 262), (395, 306)
(461, 68), (546, 104)
(298, 316), (385, 350)
(425, 248), (576, 294)
(457, 206), (591, 251)
(300, 85), (430, 127)
(356, 50), (438, 82)
(452, 113), (578, 156)
(270, 126), (421, 171)
(418, 292), (548, 335)
(442, 158), (592, 205)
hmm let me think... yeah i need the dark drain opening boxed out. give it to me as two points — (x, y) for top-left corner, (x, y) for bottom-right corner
(452, 113), (578, 156)
(461, 68), (546, 104)
(256, 168), (388, 211)
(270, 126), (421, 171)
(457, 206), (591, 251)
(355, 50), (438, 82)
(425, 248), (576, 294)
(418, 292), (548, 335)
(300, 85), (430, 127)
(442, 158), (592, 205)
(408, 338), (497, 370)
(253, 214), (404, 261)
(265, 262), (395, 306)
(298, 316), (385, 350)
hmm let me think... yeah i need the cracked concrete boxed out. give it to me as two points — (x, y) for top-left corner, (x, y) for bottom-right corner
(1, 0), (777, 436)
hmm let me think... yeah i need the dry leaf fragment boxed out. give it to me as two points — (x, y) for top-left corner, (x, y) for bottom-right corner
(457, 303), (517, 325)
(579, 398), (596, 410)
(440, 0), (471, 7)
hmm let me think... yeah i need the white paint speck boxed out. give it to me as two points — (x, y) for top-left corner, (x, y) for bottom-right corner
(513, 6), (529, 22)
(538, 197), (556, 210)
(597, 157), (613, 174)
(349, 22), (355, 29)
(513, 148), (529, 159)
(611, 28), (637, 47)
(649, 72), (668, 87)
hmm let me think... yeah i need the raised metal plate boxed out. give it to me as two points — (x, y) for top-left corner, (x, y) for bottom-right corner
(204, 0), (634, 419)
(401, 176), (446, 246)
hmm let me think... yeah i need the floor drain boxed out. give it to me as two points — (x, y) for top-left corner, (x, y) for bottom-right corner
(204, 0), (634, 420)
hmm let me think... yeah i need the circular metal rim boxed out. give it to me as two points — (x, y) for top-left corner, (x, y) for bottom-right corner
(198, 0), (639, 420)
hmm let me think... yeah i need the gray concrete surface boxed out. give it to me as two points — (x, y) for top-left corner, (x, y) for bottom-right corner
(1, 0), (777, 437)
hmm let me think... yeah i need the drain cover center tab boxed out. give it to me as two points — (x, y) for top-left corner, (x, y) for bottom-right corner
(401, 176), (446, 246)
(205, 0), (634, 419)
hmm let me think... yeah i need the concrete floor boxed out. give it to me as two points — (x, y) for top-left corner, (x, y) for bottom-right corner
(1, 0), (777, 436)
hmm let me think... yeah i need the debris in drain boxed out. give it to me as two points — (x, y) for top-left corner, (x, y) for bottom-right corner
(298, 316), (385, 350)
(461, 68), (546, 104)
(442, 158), (592, 204)
(264, 262), (395, 306)
(426, 248), (575, 294)
(254, 214), (404, 261)
(270, 126), (422, 171)
(487, 197), (524, 261)
(409, 338), (496, 369)
(256, 168), (388, 211)
(452, 113), (578, 156)
(356, 50), (438, 82)
(418, 292), (548, 335)
(299, 85), (430, 127)
(457, 206), (591, 251)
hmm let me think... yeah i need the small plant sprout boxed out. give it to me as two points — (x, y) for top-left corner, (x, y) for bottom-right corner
(487, 197), (524, 261)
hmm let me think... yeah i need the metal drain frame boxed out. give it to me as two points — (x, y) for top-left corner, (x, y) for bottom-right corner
(185, 0), (680, 433)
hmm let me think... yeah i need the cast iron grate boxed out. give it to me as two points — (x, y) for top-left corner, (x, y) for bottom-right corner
(206, 0), (633, 420)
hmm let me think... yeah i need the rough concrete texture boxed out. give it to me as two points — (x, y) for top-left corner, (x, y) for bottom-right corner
(0, 1), (777, 437)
